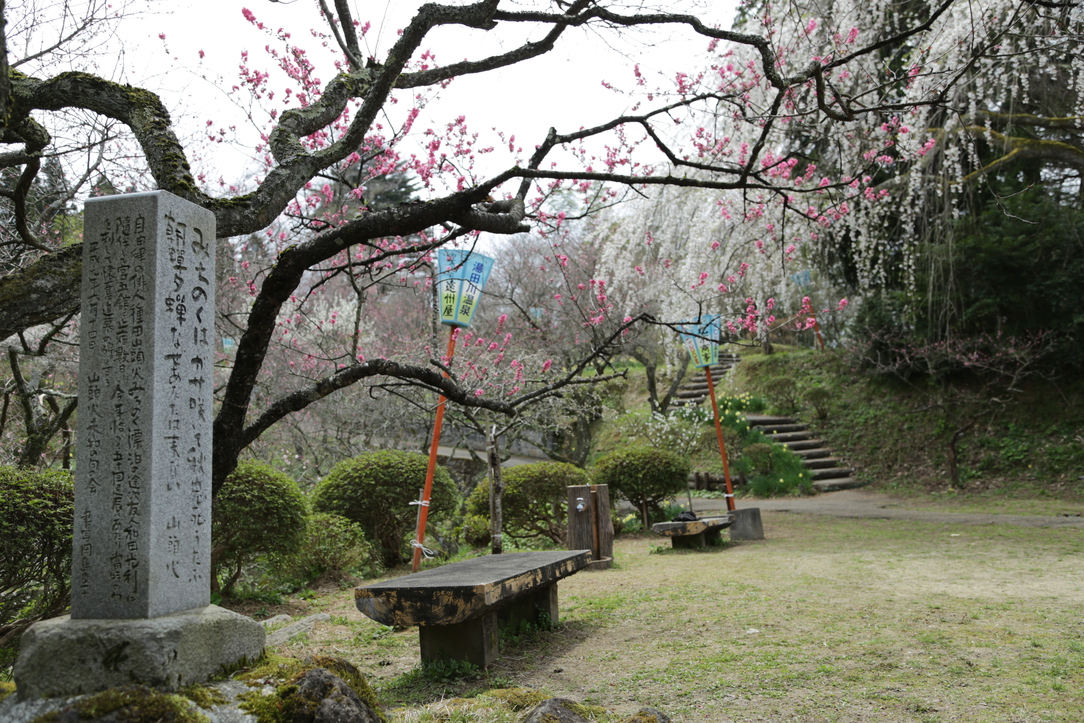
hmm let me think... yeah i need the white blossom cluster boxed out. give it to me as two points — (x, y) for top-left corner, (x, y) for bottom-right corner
(592, 0), (1081, 336)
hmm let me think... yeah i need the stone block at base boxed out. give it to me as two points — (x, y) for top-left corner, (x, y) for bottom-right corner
(729, 507), (765, 540)
(13, 605), (265, 700)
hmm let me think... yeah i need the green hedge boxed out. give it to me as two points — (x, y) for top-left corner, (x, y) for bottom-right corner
(312, 450), (459, 566)
(0, 467), (74, 675)
(592, 446), (690, 524)
(212, 462), (307, 595)
(466, 461), (590, 545)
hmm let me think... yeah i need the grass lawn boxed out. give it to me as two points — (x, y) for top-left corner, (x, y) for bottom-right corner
(268, 509), (1084, 722)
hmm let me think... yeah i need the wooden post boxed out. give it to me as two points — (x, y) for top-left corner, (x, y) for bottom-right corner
(567, 484), (613, 570)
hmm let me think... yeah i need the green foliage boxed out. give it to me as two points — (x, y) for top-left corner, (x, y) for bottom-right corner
(853, 191), (1084, 375)
(738, 440), (812, 497)
(460, 514), (492, 548)
(741, 443), (774, 474)
(729, 347), (1084, 494)
(312, 450), (459, 566)
(922, 189), (1084, 371)
(614, 511), (643, 534)
(762, 376), (800, 414)
(465, 461), (589, 545)
(0, 467), (74, 676)
(716, 392), (766, 429)
(592, 446), (691, 522)
(212, 462), (307, 596)
(267, 513), (381, 589)
(803, 386), (832, 420)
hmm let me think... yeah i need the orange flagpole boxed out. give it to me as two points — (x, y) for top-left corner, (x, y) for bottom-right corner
(412, 332), (457, 572)
(704, 365), (736, 512)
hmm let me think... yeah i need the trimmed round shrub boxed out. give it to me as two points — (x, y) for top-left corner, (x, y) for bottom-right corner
(763, 376), (800, 413)
(0, 467), (74, 674)
(268, 512), (381, 589)
(803, 386), (832, 419)
(212, 462), (307, 595)
(311, 450), (459, 567)
(461, 514), (491, 548)
(592, 446), (690, 524)
(465, 461), (590, 545)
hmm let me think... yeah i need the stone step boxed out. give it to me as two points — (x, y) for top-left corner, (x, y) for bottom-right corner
(781, 438), (825, 451)
(746, 415), (797, 426)
(793, 448), (832, 459)
(802, 457), (843, 470)
(811, 467), (854, 480)
(763, 431), (815, 444)
(812, 477), (867, 492)
(754, 423), (808, 434)
(676, 389), (708, 399)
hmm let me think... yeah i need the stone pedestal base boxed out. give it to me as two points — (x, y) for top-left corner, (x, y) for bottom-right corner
(13, 605), (265, 700)
(730, 507), (765, 540)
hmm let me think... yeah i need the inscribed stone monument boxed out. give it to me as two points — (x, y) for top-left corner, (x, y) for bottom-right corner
(74, 190), (215, 618)
(10, 191), (264, 703)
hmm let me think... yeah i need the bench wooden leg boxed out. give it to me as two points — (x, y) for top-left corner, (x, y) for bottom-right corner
(672, 531), (707, 548)
(704, 527), (723, 546)
(499, 582), (559, 631)
(418, 613), (499, 669)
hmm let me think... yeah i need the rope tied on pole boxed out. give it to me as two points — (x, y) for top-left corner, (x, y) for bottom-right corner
(409, 540), (437, 559)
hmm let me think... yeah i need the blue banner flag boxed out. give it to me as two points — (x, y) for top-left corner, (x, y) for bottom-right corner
(677, 315), (721, 369)
(437, 249), (495, 328)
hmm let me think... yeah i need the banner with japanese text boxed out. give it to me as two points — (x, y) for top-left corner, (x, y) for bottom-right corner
(677, 315), (721, 369)
(437, 249), (495, 328)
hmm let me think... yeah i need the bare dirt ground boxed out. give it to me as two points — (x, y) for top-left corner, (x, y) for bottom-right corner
(264, 494), (1084, 722)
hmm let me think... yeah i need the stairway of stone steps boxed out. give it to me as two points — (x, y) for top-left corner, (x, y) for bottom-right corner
(744, 415), (865, 492)
(672, 353), (742, 407)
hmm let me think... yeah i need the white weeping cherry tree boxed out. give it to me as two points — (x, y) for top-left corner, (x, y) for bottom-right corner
(593, 0), (1082, 345)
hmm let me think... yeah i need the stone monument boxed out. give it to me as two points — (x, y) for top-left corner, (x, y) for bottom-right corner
(12, 191), (264, 701)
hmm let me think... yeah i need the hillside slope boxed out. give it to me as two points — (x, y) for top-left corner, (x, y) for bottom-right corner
(723, 348), (1084, 498)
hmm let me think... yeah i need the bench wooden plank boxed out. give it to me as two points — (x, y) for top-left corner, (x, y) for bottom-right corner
(354, 550), (591, 668)
(651, 515), (733, 548)
(355, 550), (590, 626)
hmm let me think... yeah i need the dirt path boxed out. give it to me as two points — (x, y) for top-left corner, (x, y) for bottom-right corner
(688, 488), (1084, 529)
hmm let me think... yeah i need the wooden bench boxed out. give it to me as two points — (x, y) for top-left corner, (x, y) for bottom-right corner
(354, 550), (590, 668)
(651, 515), (733, 549)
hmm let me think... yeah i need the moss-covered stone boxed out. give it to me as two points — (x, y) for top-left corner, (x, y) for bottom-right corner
(0, 680), (17, 703)
(28, 685), (210, 723)
(178, 685), (228, 710)
(568, 701), (608, 719)
(481, 687), (549, 711)
(235, 653), (385, 723)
